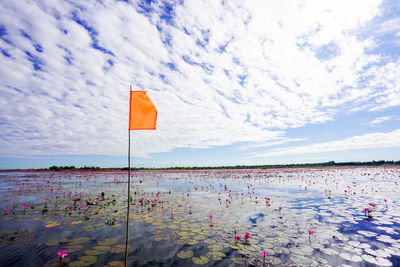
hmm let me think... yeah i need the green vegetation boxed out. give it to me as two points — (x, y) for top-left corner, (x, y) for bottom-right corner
(1, 160), (399, 171)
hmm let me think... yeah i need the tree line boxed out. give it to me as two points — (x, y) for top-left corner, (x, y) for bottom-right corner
(2, 160), (399, 171)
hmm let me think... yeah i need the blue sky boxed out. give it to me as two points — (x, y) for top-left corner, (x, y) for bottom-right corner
(0, 0), (399, 169)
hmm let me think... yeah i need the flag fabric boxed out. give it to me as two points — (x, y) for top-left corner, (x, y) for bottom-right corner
(129, 91), (157, 130)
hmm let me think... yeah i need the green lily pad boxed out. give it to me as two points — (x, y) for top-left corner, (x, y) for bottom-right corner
(177, 250), (194, 259)
(71, 220), (85, 225)
(237, 248), (251, 255)
(231, 244), (243, 250)
(69, 237), (90, 244)
(98, 238), (119, 246)
(69, 260), (90, 267)
(64, 244), (84, 253)
(207, 244), (225, 251)
(193, 235), (207, 240)
(192, 256), (209, 265)
(84, 249), (105, 256)
(203, 239), (216, 244)
(103, 261), (124, 267)
(232, 257), (246, 264)
(79, 255), (98, 265)
(93, 245), (111, 251)
(45, 240), (59, 246)
(207, 251), (225, 261)
(45, 222), (61, 228)
(110, 244), (130, 253)
(186, 239), (199, 245)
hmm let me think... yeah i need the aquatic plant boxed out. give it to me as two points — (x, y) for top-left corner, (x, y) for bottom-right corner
(307, 230), (314, 243)
(244, 232), (250, 244)
(57, 250), (68, 259)
(234, 236), (241, 243)
(209, 214), (213, 226)
(261, 251), (268, 266)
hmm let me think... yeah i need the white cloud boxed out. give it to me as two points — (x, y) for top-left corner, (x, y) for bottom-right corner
(252, 129), (400, 158)
(367, 116), (392, 125)
(0, 0), (399, 161)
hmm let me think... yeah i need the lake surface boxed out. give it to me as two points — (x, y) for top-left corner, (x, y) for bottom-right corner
(0, 167), (400, 266)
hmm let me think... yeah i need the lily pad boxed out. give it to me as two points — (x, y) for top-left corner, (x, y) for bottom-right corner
(69, 260), (90, 267)
(45, 240), (59, 246)
(69, 237), (90, 244)
(192, 256), (209, 265)
(177, 250), (194, 259)
(79, 255), (98, 265)
(206, 251), (225, 261)
(231, 257), (246, 264)
(207, 244), (225, 251)
(231, 244), (243, 250)
(203, 239), (216, 244)
(63, 244), (84, 253)
(98, 238), (118, 246)
(84, 249), (105, 256)
(45, 222), (61, 228)
(104, 261), (124, 267)
(110, 244), (130, 253)
(186, 239), (199, 245)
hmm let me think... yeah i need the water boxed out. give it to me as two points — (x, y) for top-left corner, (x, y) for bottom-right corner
(0, 167), (400, 266)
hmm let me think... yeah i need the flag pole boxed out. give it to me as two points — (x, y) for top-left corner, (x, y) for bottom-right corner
(125, 85), (132, 267)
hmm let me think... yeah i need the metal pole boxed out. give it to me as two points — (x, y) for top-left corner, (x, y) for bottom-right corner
(125, 86), (132, 267)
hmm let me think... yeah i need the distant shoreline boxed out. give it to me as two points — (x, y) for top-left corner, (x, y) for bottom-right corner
(1, 160), (399, 171)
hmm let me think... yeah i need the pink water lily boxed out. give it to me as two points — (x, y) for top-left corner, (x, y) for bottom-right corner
(245, 232), (250, 239)
(234, 236), (241, 242)
(308, 229), (314, 242)
(57, 250), (68, 259)
(262, 250), (268, 266)
(262, 251), (268, 257)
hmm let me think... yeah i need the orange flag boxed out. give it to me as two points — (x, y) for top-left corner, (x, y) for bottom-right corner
(129, 91), (157, 130)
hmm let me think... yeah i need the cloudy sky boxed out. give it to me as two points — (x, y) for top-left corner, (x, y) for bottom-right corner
(0, 0), (399, 169)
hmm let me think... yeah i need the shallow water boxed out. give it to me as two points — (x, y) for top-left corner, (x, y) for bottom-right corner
(0, 167), (400, 266)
